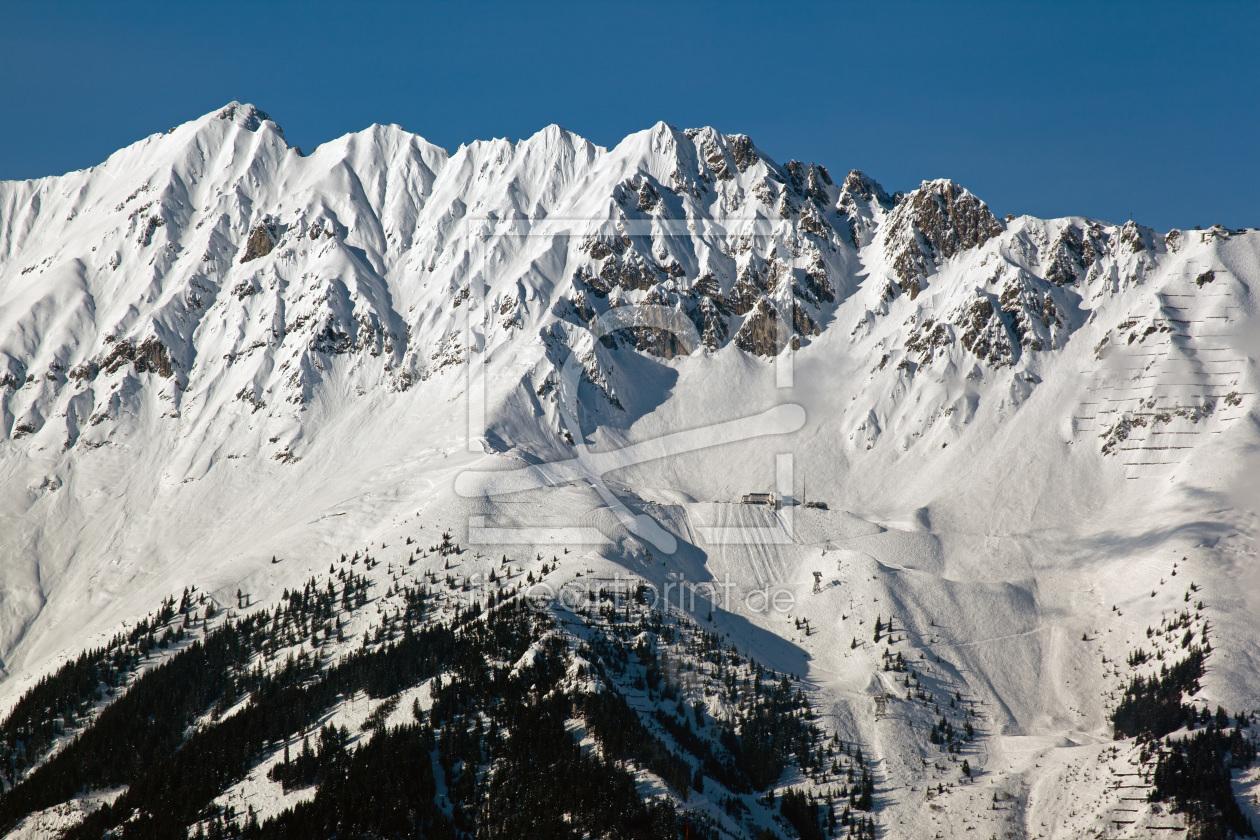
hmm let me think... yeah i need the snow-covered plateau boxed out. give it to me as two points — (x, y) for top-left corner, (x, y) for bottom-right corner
(0, 103), (1257, 839)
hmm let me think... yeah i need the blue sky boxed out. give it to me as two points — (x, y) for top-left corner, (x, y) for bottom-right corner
(2, 1), (1255, 231)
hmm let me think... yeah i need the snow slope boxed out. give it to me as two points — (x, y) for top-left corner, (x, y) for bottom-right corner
(1, 103), (1259, 836)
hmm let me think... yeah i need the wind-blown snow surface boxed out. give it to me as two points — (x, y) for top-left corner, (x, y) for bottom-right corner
(2, 103), (1259, 836)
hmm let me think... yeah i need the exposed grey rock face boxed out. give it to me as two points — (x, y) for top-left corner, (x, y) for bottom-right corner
(1046, 225), (1086, 286)
(728, 133), (759, 172)
(562, 136), (854, 365)
(839, 169), (890, 205)
(882, 179), (1002, 297)
(217, 102), (276, 134)
(836, 169), (893, 248)
(733, 298), (788, 356)
(240, 220), (277, 263)
(900, 256), (1082, 370)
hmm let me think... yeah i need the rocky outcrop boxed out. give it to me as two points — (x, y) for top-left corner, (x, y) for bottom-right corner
(595, 252), (661, 292)
(140, 214), (165, 247)
(133, 337), (175, 377)
(217, 102), (276, 133)
(839, 170), (890, 206)
(635, 180), (660, 213)
(837, 170), (893, 248)
(614, 288), (697, 359)
(695, 134), (735, 181)
(240, 219), (278, 263)
(883, 180), (1002, 291)
(693, 294), (729, 350)
(311, 321), (355, 355)
(551, 130), (845, 372)
(957, 294), (1015, 367)
(1045, 225), (1082, 286)
(94, 336), (175, 379)
(903, 257), (1077, 368)
(792, 300), (820, 339)
(800, 253), (835, 304)
(729, 264), (770, 316)
(734, 299), (789, 356)
(784, 160), (832, 205)
(1116, 220), (1155, 256)
(729, 134), (759, 173)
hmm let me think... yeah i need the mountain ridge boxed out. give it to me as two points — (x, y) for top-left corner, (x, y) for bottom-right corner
(1, 102), (1259, 839)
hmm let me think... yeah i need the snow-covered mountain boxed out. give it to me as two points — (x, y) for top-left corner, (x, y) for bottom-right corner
(1, 103), (1259, 838)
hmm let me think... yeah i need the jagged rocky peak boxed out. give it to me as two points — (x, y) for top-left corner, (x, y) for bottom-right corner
(837, 169), (894, 247)
(240, 216), (279, 263)
(1116, 219), (1158, 256)
(215, 101), (280, 135)
(839, 169), (890, 205)
(682, 127), (765, 182)
(554, 129), (854, 369)
(725, 132), (762, 174)
(782, 158), (833, 203)
(882, 179), (1002, 298)
(1039, 219), (1110, 286)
